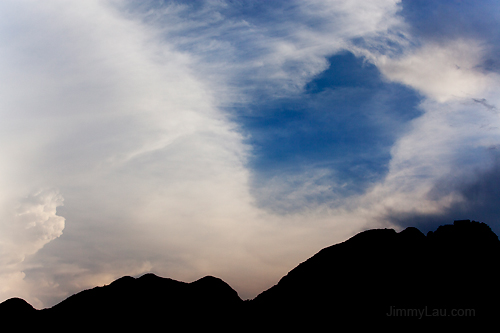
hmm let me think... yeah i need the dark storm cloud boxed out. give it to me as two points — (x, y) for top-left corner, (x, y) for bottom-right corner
(383, 153), (500, 237)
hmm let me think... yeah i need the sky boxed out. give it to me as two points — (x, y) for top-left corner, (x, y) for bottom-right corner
(1, 0), (500, 308)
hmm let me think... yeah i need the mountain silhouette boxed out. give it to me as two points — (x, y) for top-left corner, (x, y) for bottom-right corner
(1, 219), (497, 328)
(249, 220), (499, 327)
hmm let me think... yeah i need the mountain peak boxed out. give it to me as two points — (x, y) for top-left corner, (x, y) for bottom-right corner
(0, 297), (35, 313)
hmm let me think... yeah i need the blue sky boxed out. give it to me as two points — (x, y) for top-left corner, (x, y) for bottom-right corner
(238, 50), (422, 212)
(1, 0), (499, 307)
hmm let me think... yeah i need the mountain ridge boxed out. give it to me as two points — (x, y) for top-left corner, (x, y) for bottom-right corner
(2, 219), (497, 328)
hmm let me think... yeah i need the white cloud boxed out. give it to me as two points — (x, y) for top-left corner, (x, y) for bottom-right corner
(0, 0), (276, 306)
(358, 44), (500, 221)
(328, 5), (500, 225)
(0, 189), (64, 307)
(0, 0), (246, 305)
(375, 39), (496, 102)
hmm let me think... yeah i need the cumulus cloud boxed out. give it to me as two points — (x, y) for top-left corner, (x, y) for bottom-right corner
(0, 189), (64, 307)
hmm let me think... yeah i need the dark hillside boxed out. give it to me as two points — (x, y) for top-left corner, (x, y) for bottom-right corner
(1, 220), (497, 329)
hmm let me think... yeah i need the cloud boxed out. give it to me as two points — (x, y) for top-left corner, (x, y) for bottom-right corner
(359, 48), (500, 234)
(0, 0), (256, 305)
(374, 39), (496, 102)
(0, 189), (64, 308)
(3, 0), (500, 310)
(378, 151), (500, 236)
